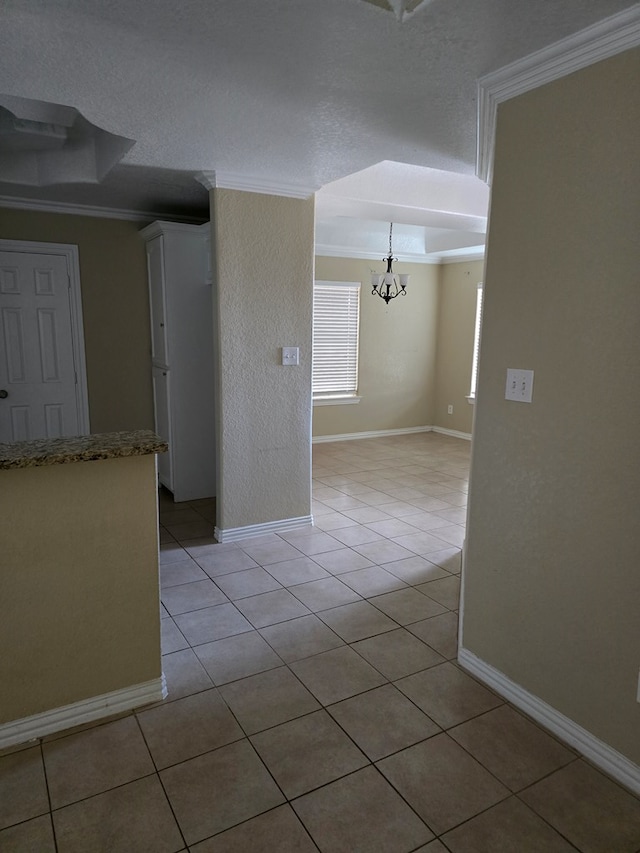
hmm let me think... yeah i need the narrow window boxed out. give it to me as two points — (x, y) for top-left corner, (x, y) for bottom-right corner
(469, 282), (484, 399)
(312, 281), (361, 403)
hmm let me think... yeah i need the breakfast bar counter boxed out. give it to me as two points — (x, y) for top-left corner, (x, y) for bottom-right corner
(0, 430), (168, 747)
(0, 428), (167, 469)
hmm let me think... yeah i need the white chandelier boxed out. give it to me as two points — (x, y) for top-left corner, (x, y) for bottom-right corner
(370, 223), (409, 305)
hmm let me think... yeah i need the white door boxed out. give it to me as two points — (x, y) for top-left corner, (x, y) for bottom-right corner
(0, 247), (88, 442)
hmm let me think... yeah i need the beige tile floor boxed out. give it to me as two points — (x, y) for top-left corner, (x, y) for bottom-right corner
(2, 432), (640, 851)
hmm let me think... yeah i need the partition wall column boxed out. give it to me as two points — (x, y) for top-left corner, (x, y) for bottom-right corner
(207, 186), (315, 539)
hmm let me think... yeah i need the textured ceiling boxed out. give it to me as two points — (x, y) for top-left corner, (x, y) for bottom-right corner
(0, 0), (636, 223)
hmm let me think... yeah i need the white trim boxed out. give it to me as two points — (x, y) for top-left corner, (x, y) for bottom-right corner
(313, 395), (361, 407)
(312, 425), (432, 444)
(431, 426), (472, 441)
(0, 676), (166, 749)
(314, 244), (442, 265)
(312, 425), (472, 444)
(440, 250), (485, 265)
(194, 172), (218, 190)
(195, 170), (317, 199)
(215, 515), (313, 543)
(0, 238), (90, 435)
(0, 195), (205, 224)
(315, 245), (485, 265)
(139, 220), (206, 240)
(477, 5), (640, 183)
(458, 648), (640, 796)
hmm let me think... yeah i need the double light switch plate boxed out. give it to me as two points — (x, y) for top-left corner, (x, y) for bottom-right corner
(505, 368), (534, 403)
(281, 347), (300, 366)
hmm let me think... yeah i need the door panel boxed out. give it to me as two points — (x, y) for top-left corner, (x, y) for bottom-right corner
(10, 406), (30, 442)
(3, 307), (26, 382)
(0, 251), (81, 442)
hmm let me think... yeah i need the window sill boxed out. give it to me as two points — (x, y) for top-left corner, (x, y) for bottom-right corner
(313, 395), (361, 407)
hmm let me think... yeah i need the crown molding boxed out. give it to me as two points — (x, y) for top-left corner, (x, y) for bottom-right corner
(194, 171), (217, 190)
(0, 194), (206, 224)
(139, 220), (208, 239)
(315, 243), (441, 264)
(315, 243), (484, 265)
(439, 249), (485, 264)
(477, 5), (640, 183)
(195, 170), (317, 199)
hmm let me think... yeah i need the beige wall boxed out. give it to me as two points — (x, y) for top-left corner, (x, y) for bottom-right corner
(462, 48), (640, 764)
(0, 207), (479, 451)
(434, 260), (484, 434)
(212, 189), (314, 531)
(1, 455), (161, 724)
(313, 257), (439, 438)
(0, 208), (154, 433)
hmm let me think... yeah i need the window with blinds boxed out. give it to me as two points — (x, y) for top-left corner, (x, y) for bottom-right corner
(469, 282), (484, 399)
(312, 281), (361, 400)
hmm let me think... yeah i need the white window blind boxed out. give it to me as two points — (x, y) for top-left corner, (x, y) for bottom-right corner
(312, 281), (361, 398)
(469, 282), (484, 398)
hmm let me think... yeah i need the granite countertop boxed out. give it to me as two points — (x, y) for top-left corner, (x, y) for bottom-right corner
(0, 430), (168, 470)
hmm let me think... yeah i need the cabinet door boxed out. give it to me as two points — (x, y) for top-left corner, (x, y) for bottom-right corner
(152, 365), (173, 490)
(146, 236), (169, 365)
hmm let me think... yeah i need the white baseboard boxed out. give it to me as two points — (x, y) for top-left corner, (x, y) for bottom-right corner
(312, 425), (472, 444)
(458, 648), (640, 796)
(215, 515), (313, 543)
(313, 425), (431, 444)
(0, 675), (167, 749)
(431, 426), (472, 441)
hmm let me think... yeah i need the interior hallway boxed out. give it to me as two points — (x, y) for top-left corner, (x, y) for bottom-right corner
(1, 432), (639, 851)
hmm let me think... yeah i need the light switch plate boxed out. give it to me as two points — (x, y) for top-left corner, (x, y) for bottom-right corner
(281, 346), (300, 366)
(505, 368), (534, 403)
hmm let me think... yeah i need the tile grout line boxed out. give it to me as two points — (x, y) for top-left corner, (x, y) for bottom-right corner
(39, 740), (59, 853)
(130, 713), (189, 852)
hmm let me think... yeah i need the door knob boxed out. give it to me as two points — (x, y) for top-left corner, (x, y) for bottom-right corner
(0, 389), (8, 399)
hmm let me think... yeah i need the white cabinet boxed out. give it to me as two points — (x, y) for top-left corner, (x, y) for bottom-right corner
(141, 221), (216, 502)
(151, 364), (172, 488)
(146, 236), (168, 365)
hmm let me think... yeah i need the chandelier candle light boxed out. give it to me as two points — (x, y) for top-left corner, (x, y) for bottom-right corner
(371, 223), (409, 305)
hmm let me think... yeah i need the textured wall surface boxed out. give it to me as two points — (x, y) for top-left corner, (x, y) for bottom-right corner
(212, 189), (314, 530)
(462, 48), (640, 764)
(434, 259), (484, 435)
(1, 455), (161, 723)
(312, 257), (439, 437)
(0, 208), (154, 433)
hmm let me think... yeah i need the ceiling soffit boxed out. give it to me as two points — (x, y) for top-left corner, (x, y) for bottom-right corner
(0, 2), (636, 227)
(0, 95), (134, 187)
